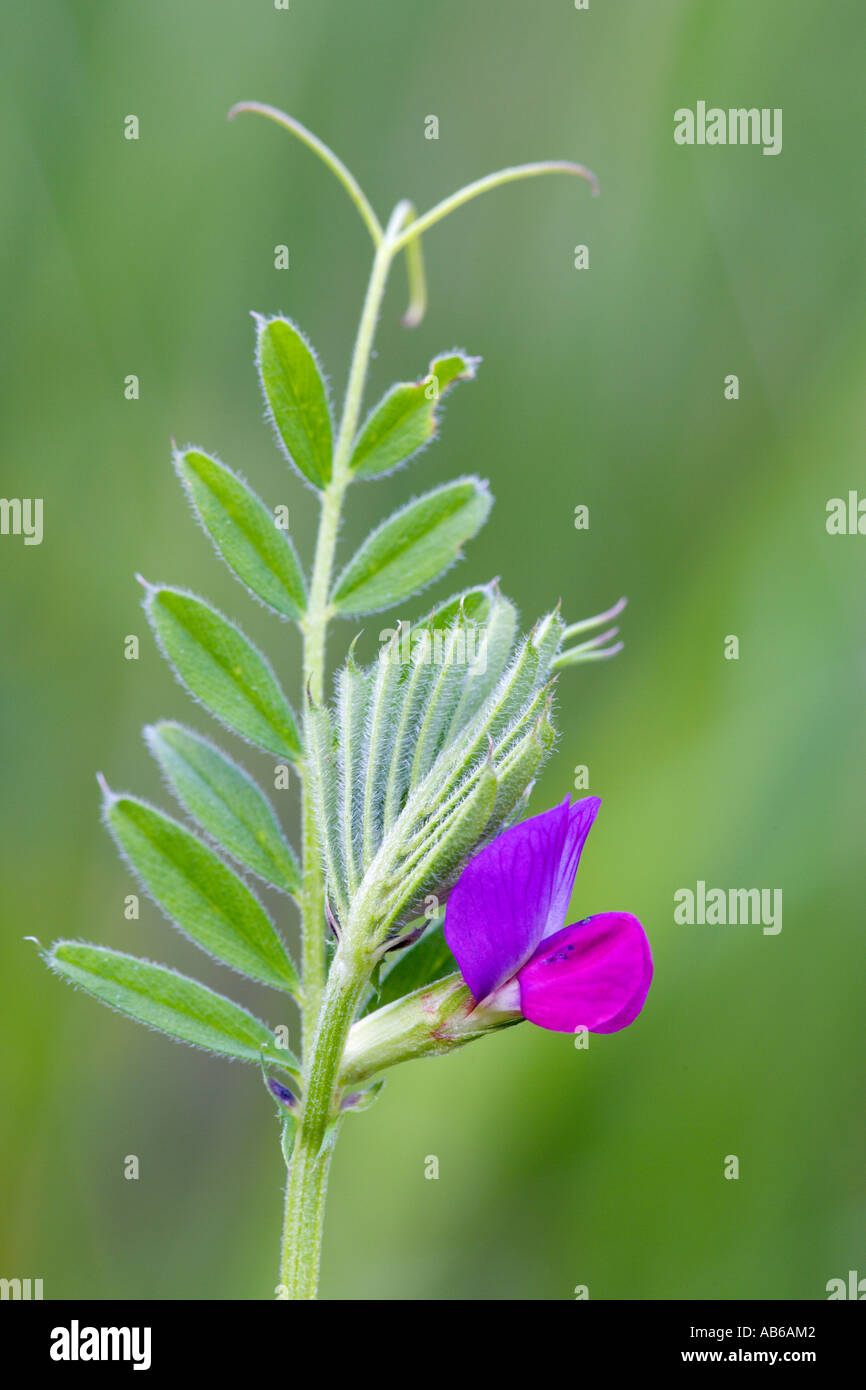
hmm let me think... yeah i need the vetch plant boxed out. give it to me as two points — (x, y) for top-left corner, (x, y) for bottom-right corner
(40, 104), (651, 1300)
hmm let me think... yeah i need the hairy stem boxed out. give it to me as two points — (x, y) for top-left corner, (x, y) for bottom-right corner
(284, 207), (408, 1298)
(303, 202), (406, 696)
(279, 1124), (332, 1299)
(273, 145), (599, 1293)
(279, 951), (367, 1298)
(296, 212), (400, 1040)
(298, 785), (326, 1048)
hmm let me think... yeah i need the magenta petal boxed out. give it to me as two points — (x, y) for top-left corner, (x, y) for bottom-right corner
(443, 796), (600, 1002)
(517, 912), (652, 1034)
(544, 798), (603, 944)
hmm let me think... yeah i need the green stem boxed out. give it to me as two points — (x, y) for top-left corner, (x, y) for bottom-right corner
(390, 160), (598, 252)
(279, 1127), (332, 1300)
(298, 784), (326, 1048)
(279, 951), (367, 1298)
(400, 202), (427, 328)
(228, 102), (384, 248)
(283, 204), (409, 1298)
(302, 202), (407, 697)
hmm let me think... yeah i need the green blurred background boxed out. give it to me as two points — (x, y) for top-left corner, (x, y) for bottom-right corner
(1, 0), (863, 1300)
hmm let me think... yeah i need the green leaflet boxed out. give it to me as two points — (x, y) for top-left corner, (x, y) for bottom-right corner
(406, 680), (552, 869)
(175, 448), (306, 621)
(322, 585), (512, 919)
(423, 582), (498, 629)
(409, 620), (484, 788)
(145, 722), (301, 896)
(381, 582), (516, 830)
(256, 315), (333, 489)
(103, 788), (300, 995)
(387, 763), (499, 912)
(488, 706), (555, 823)
(367, 638), (559, 930)
(533, 608), (566, 669)
(335, 651), (373, 899)
(440, 587), (518, 744)
(331, 477), (492, 616)
(47, 943), (299, 1077)
(349, 351), (480, 478)
(379, 630), (446, 832)
(360, 629), (407, 867)
(143, 585), (301, 761)
(314, 587), (564, 948)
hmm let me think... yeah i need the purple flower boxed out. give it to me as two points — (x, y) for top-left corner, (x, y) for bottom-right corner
(443, 796), (652, 1034)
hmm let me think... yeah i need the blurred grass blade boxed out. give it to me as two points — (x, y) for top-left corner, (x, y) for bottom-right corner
(256, 315), (333, 489)
(175, 448), (306, 620)
(331, 477), (492, 616)
(102, 787), (300, 995)
(47, 942), (299, 1076)
(145, 722), (301, 896)
(349, 352), (479, 478)
(143, 584), (301, 761)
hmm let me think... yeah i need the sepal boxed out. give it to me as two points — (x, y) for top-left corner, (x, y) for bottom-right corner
(339, 972), (521, 1087)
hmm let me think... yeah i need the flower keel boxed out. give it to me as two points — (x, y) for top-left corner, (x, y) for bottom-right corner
(514, 912), (652, 1034)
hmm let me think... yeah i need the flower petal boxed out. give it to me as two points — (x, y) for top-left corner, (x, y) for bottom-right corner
(517, 912), (652, 1034)
(544, 798), (602, 944)
(443, 796), (600, 1001)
